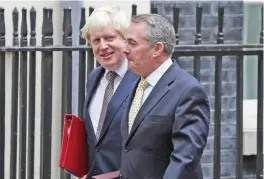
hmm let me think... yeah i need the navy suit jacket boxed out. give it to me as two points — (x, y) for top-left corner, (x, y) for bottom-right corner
(83, 66), (138, 178)
(120, 61), (210, 179)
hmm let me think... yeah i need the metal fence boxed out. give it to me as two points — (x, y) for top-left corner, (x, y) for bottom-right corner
(0, 3), (263, 179)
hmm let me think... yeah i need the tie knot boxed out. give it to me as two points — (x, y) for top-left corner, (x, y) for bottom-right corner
(106, 71), (117, 82)
(138, 77), (149, 89)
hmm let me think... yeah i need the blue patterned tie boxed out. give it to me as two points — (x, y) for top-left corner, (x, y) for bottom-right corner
(96, 71), (117, 140)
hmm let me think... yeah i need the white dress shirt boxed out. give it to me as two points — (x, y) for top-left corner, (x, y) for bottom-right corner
(89, 59), (128, 132)
(142, 59), (173, 104)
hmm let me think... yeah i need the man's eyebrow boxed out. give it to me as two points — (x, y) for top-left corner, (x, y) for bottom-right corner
(126, 38), (136, 41)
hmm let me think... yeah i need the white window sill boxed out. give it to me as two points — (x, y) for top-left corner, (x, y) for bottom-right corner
(243, 99), (264, 155)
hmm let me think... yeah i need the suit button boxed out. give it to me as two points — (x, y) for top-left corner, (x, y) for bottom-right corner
(125, 147), (129, 152)
(93, 169), (97, 174)
(95, 147), (100, 152)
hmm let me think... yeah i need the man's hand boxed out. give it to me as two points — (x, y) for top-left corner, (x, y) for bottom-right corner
(76, 175), (87, 179)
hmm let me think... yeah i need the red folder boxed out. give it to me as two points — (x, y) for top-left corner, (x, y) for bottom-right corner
(59, 114), (89, 178)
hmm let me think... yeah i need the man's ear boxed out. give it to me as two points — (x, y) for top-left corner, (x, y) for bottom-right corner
(87, 39), (91, 45)
(152, 42), (164, 58)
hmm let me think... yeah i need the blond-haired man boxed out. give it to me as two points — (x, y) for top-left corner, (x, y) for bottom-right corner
(78, 6), (138, 179)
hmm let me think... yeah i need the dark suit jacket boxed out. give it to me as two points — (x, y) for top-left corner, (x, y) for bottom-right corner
(120, 61), (210, 179)
(83, 66), (138, 178)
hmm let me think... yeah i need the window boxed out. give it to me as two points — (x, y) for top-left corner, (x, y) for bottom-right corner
(242, 2), (263, 155)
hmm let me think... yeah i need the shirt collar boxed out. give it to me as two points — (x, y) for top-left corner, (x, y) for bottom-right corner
(104, 58), (128, 79)
(145, 58), (173, 87)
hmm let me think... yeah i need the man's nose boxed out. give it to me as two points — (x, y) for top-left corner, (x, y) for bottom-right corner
(99, 40), (108, 50)
(123, 46), (130, 55)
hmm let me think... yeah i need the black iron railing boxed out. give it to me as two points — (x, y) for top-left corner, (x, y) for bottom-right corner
(0, 3), (263, 179)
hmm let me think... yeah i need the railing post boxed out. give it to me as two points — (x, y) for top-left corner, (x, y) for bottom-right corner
(18, 8), (28, 179)
(256, 5), (263, 179)
(61, 7), (72, 122)
(78, 7), (86, 118)
(236, 5), (244, 179)
(151, 3), (157, 14)
(61, 7), (72, 124)
(10, 7), (19, 179)
(87, 6), (95, 72)
(194, 4), (202, 45)
(40, 7), (53, 179)
(61, 7), (72, 179)
(214, 4), (224, 179)
(172, 5), (180, 62)
(0, 7), (5, 179)
(260, 5), (264, 44)
(217, 5), (224, 44)
(236, 53), (244, 179)
(132, 4), (137, 16)
(27, 7), (36, 179)
(173, 5), (180, 46)
(89, 6), (94, 15)
(193, 4), (202, 81)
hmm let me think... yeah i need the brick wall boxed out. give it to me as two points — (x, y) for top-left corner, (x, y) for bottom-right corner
(151, 1), (243, 178)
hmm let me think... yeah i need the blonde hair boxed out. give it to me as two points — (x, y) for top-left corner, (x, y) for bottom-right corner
(81, 6), (129, 41)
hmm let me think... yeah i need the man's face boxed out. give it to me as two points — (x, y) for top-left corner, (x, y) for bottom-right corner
(124, 22), (154, 77)
(89, 24), (126, 70)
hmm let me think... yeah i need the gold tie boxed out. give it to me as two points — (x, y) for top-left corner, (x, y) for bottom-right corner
(128, 77), (149, 133)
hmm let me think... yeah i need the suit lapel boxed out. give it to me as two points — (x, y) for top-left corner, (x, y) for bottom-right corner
(125, 63), (179, 145)
(97, 71), (138, 144)
(84, 67), (105, 143)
